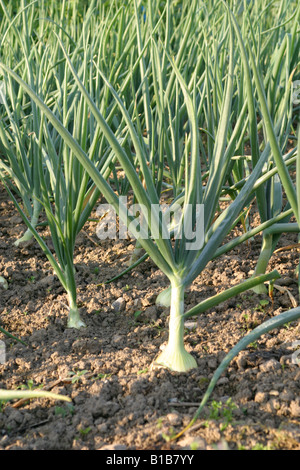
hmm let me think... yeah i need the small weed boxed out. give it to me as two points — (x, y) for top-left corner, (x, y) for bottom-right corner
(134, 310), (143, 320)
(198, 377), (209, 386)
(18, 380), (43, 391)
(251, 443), (270, 450)
(137, 368), (148, 375)
(69, 370), (89, 383)
(208, 400), (223, 420)
(189, 441), (202, 450)
(206, 398), (238, 431)
(254, 299), (270, 312)
(156, 417), (163, 429)
(79, 426), (92, 436)
(93, 373), (112, 380)
(55, 403), (75, 417)
(161, 426), (177, 443)
(238, 442), (270, 450)
(242, 313), (249, 322)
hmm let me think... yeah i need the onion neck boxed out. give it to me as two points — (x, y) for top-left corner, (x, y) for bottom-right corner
(14, 200), (41, 247)
(154, 280), (197, 372)
(252, 233), (273, 294)
(67, 293), (86, 329)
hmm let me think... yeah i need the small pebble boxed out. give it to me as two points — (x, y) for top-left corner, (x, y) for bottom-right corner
(166, 412), (182, 426)
(254, 391), (268, 403)
(290, 400), (300, 418)
(259, 359), (281, 373)
(112, 297), (126, 312)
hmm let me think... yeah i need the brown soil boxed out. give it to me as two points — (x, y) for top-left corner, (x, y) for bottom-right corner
(0, 182), (300, 450)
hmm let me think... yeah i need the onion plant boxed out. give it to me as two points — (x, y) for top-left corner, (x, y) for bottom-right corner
(1, 3), (284, 372)
(173, 3), (300, 436)
(0, 2), (128, 328)
(0, 0), (298, 374)
(245, 4), (300, 293)
(0, 0), (46, 246)
(64, 2), (297, 372)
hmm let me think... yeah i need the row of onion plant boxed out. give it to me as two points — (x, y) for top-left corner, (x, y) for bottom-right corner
(1, 3), (285, 371)
(0, 0), (141, 327)
(0, 0), (299, 431)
